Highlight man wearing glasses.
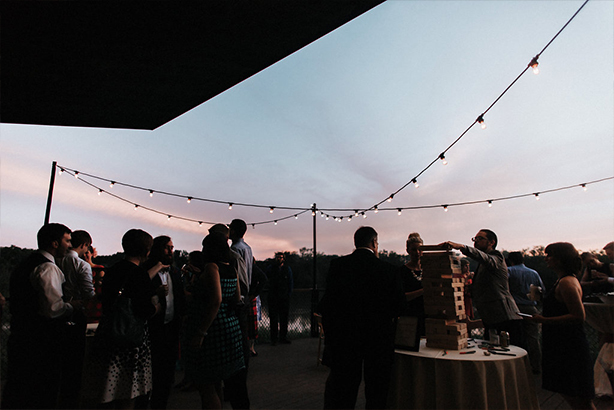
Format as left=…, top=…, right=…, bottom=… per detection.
left=441, top=229, right=523, bottom=346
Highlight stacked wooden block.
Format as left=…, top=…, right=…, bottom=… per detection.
left=420, top=245, right=468, bottom=350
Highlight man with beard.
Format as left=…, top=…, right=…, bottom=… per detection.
left=140, top=236, right=186, bottom=409
left=441, top=229, right=522, bottom=346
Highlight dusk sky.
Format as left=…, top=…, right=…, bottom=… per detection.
left=1, top=1, right=612, bottom=260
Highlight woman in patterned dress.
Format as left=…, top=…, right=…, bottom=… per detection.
left=90, top=229, right=161, bottom=409
left=185, top=232, right=245, bottom=409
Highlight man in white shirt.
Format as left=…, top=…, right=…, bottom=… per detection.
left=3, top=223, right=82, bottom=409
left=58, top=229, right=96, bottom=408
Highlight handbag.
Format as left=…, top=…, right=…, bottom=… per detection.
left=97, top=283, right=146, bottom=349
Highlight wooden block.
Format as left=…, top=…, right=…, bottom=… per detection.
left=426, top=337, right=469, bottom=350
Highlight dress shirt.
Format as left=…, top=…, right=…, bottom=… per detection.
left=231, top=239, right=253, bottom=294
left=32, top=250, right=73, bottom=319
left=60, top=249, right=95, bottom=301
left=158, top=269, right=175, bottom=324
left=507, top=264, right=545, bottom=306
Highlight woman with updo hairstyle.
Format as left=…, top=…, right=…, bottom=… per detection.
left=184, top=232, right=245, bottom=409
left=527, top=242, right=595, bottom=410
left=398, top=232, right=426, bottom=336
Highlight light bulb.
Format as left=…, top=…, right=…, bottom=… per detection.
left=581, top=184, right=587, bottom=192
left=439, top=154, right=448, bottom=165
left=412, top=179, right=419, bottom=189
left=529, top=56, right=539, bottom=75
left=362, top=212, right=367, bottom=219
left=397, top=209, right=402, bottom=216
left=187, top=197, right=192, bottom=204
left=348, top=216, right=352, bottom=222
left=110, top=181, right=115, bottom=188
left=534, top=193, right=540, bottom=201
left=228, top=203, right=233, bottom=210
left=167, top=215, right=171, bottom=220
left=150, top=190, right=154, bottom=197
left=443, top=205, right=448, bottom=212
left=74, top=172, right=80, bottom=179
left=374, top=206, right=379, bottom=214
left=326, top=215, right=329, bottom=220
left=270, top=207, right=274, bottom=214
left=134, top=205, right=139, bottom=211
left=387, top=195, right=394, bottom=203
left=354, top=210, right=359, bottom=217
left=199, top=222, right=203, bottom=227
left=488, top=200, right=493, bottom=208
left=98, top=189, right=103, bottom=196
left=477, top=115, right=486, bottom=130
left=274, top=220, right=278, bottom=225
left=59, top=168, right=64, bottom=175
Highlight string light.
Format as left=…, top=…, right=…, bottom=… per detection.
left=387, top=194, right=394, bottom=203
left=295, top=215, right=299, bottom=219
left=110, top=181, right=115, bottom=188
left=443, top=205, right=449, bottom=212
left=187, top=197, right=192, bottom=204
left=270, top=207, right=275, bottom=214
left=348, top=216, right=352, bottom=222
left=167, top=215, right=171, bottom=220
left=326, top=215, right=329, bottom=220
left=98, top=189, right=103, bottom=196
left=199, top=222, right=203, bottom=226
left=274, top=220, right=278, bottom=225
left=580, top=184, right=587, bottom=191
left=362, top=212, right=367, bottom=219
left=134, top=204, right=139, bottom=210
left=374, top=206, right=379, bottom=214
left=228, top=203, right=233, bottom=210
left=59, top=168, right=64, bottom=175
left=488, top=200, right=493, bottom=208
left=312, top=210, right=316, bottom=216
left=534, top=193, right=540, bottom=201
left=412, top=179, right=419, bottom=189
left=439, top=153, right=448, bottom=165
left=477, top=115, right=486, bottom=130
left=354, top=210, right=359, bottom=217
left=74, top=171, right=80, bottom=179
left=150, top=190, right=154, bottom=197
left=529, top=55, right=540, bottom=74
left=397, top=208, right=402, bottom=216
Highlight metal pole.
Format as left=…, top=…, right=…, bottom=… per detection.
left=311, top=203, right=319, bottom=337
left=44, top=161, right=57, bottom=225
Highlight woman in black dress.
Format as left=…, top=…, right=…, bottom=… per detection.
left=527, top=242, right=595, bottom=410
left=398, top=232, right=425, bottom=336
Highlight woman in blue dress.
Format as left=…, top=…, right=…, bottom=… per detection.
left=527, top=242, right=595, bottom=410
left=185, top=232, right=245, bottom=409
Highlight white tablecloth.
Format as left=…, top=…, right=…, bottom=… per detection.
left=389, top=339, right=539, bottom=409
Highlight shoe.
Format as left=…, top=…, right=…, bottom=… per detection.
left=250, top=350, right=258, bottom=357
left=279, top=338, right=291, bottom=344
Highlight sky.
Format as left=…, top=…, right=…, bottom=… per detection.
left=1, top=0, right=613, bottom=260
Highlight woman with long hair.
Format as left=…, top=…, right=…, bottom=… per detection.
left=527, top=242, right=595, bottom=410
left=184, top=232, right=245, bottom=409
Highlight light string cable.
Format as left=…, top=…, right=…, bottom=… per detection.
left=57, top=166, right=612, bottom=223
left=57, top=166, right=311, bottom=227
left=55, top=0, right=593, bottom=225
left=318, top=0, right=591, bottom=220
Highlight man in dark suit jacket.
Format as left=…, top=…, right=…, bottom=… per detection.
left=318, top=226, right=405, bottom=409
left=140, top=236, right=186, bottom=409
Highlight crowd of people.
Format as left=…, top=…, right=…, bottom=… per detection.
left=2, top=221, right=612, bottom=410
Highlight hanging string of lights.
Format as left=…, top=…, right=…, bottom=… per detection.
left=56, top=166, right=612, bottom=227
left=54, top=0, right=596, bottom=228
left=360, top=0, right=591, bottom=218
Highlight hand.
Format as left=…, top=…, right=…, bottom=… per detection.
left=190, top=334, right=205, bottom=348
left=525, top=314, right=544, bottom=323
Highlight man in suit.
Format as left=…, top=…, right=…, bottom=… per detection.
left=141, top=236, right=186, bottom=409
left=318, top=226, right=405, bottom=409
left=442, top=229, right=523, bottom=346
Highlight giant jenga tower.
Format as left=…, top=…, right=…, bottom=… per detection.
left=420, top=245, right=468, bottom=350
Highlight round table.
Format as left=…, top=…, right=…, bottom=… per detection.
left=388, top=339, right=539, bottom=409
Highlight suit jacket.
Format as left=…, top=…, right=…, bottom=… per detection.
left=462, top=246, right=519, bottom=325
left=318, top=248, right=404, bottom=365
left=149, top=266, right=186, bottom=332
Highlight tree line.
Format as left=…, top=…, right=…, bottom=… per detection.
left=1, top=245, right=609, bottom=299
